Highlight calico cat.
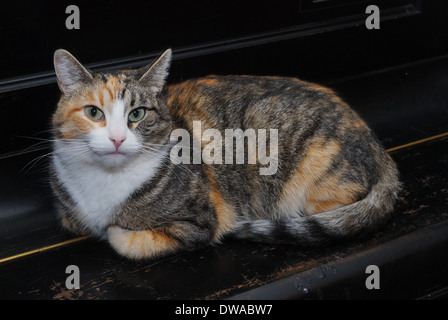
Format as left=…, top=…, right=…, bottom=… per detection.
left=50, top=48, right=400, bottom=260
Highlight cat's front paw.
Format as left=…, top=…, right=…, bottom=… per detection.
left=107, top=226, right=178, bottom=260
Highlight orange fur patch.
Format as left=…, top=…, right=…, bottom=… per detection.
left=277, top=138, right=364, bottom=215
left=97, top=76, right=123, bottom=112
left=204, top=167, right=236, bottom=240
left=196, top=78, right=220, bottom=85
left=308, top=173, right=365, bottom=213
left=107, top=226, right=178, bottom=259
left=306, top=81, right=336, bottom=95
left=53, top=76, right=126, bottom=139
left=167, top=82, right=215, bottom=131
left=97, top=90, right=104, bottom=106
left=54, top=103, right=95, bottom=139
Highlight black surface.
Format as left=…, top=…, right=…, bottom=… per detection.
left=1, top=0, right=448, bottom=301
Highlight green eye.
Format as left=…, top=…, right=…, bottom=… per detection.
left=84, top=106, right=104, bottom=121
left=128, top=107, right=146, bottom=123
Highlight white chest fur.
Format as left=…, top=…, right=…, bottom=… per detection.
left=53, top=151, right=164, bottom=235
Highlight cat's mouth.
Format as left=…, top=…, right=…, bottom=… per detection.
left=103, top=151, right=129, bottom=161
left=106, top=151, right=126, bottom=156
left=87, top=143, right=141, bottom=167
left=97, top=151, right=130, bottom=168
left=90, top=148, right=131, bottom=167
left=91, top=148, right=127, bottom=157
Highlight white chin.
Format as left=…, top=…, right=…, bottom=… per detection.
left=101, top=152, right=129, bottom=168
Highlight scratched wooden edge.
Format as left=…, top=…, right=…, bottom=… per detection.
left=0, top=131, right=447, bottom=265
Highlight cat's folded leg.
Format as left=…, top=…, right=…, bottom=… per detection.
left=107, top=226, right=180, bottom=260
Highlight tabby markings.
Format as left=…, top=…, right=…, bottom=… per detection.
left=277, top=138, right=366, bottom=215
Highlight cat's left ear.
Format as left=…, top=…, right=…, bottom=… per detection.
left=54, top=49, right=93, bottom=94
left=138, top=49, right=172, bottom=94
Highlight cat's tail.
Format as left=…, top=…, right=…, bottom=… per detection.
left=229, top=163, right=401, bottom=245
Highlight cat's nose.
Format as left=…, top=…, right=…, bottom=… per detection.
left=110, top=136, right=126, bottom=150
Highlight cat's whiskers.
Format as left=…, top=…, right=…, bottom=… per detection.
left=14, top=135, right=56, bottom=153
left=141, top=141, right=197, bottom=175
left=142, top=143, right=196, bottom=176
left=16, top=134, right=89, bottom=175
left=20, top=150, right=56, bottom=175
left=139, top=148, right=189, bottom=186
left=53, top=140, right=93, bottom=162
left=141, top=141, right=194, bottom=150
left=141, top=142, right=170, bottom=147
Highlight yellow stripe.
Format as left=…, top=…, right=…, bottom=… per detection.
left=386, top=132, right=448, bottom=153
left=0, top=132, right=447, bottom=265
left=0, top=236, right=89, bottom=264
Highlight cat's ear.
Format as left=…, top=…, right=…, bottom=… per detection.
left=138, top=49, right=172, bottom=94
left=54, top=49, right=93, bottom=94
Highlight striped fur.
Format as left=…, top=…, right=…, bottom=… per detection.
left=50, top=49, right=400, bottom=260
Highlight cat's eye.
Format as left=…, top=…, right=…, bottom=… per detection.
left=128, top=107, right=146, bottom=123
left=84, top=106, right=105, bottom=121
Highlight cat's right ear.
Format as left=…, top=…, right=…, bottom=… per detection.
left=54, top=49, right=93, bottom=94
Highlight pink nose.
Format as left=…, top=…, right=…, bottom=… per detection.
left=110, top=137, right=126, bottom=150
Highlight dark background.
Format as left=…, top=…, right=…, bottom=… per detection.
left=1, top=0, right=447, bottom=156
left=0, top=0, right=438, bottom=80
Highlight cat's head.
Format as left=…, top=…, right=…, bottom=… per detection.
left=52, top=49, right=173, bottom=168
